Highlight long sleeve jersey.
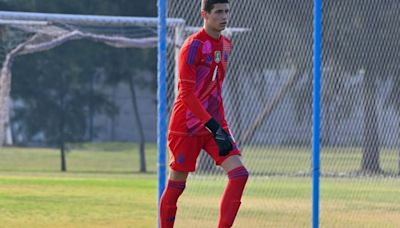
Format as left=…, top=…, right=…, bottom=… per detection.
left=168, top=28, right=232, bottom=136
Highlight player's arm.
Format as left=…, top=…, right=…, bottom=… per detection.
left=178, top=41, right=212, bottom=123
left=179, top=41, right=233, bottom=156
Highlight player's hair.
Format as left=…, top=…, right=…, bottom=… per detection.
left=201, top=0, right=229, bottom=13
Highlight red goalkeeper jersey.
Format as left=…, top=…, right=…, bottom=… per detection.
left=168, top=28, right=232, bottom=136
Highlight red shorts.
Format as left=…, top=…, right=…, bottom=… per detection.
left=167, top=130, right=241, bottom=172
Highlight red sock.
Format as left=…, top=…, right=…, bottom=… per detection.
left=218, top=166, right=249, bottom=228
left=159, top=180, right=186, bottom=228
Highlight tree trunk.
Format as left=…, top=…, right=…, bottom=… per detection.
left=59, top=116, right=67, bottom=172
left=59, top=73, right=67, bottom=172
left=128, top=76, right=146, bottom=173
left=88, top=73, right=94, bottom=141
left=361, top=70, right=381, bottom=174
left=110, top=86, right=117, bottom=141
left=60, top=139, right=67, bottom=172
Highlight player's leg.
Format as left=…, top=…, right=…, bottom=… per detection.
left=159, top=134, right=202, bottom=228
left=219, top=155, right=248, bottom=228
left=204, top=132, right=248, bottom=228
left=160, top=169, right=188, bottom=228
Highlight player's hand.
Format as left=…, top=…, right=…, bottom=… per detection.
left=205, top=118, right=233, bottom=156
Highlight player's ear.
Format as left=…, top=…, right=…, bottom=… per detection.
left=201, top=10, right=207, bottom=20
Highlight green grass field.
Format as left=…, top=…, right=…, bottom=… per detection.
left=1, top=144, right=400, bottom=227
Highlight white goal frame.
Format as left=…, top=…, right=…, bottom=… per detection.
left=0, top=11, right=184, bottom=146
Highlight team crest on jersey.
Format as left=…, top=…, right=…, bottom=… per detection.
left=214, top=51, right=221, bottom=63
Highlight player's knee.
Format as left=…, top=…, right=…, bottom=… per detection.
left=241, top=166, right=249, bottom=180
left=227, top=166, right=249, bottom=181
left=169, top=169, right=189, bottom=181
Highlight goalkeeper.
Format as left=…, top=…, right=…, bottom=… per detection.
left=159, top=0, right=248, bottom=227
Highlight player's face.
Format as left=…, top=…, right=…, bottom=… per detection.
left=203, top=3, right=230, bottom=32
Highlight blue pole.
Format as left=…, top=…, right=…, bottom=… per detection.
left=157, top=0, right=167, bottom=227
left=312, top=0, right=322, bottom=228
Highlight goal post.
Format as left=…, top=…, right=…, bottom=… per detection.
left=0, top=11, right=185, bottom=147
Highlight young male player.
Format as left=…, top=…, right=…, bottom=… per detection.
left=160, top=1, right=248, bottom=227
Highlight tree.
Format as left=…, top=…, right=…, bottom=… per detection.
left=0, top=0, right=156, bottom=17
left=101, top=47, right=157, bottom=173
left=324, top=0, right=400, bottom=174
left=3, top=0, right=157, bottom=172
left=228, top=0, right=313, bottom=145
left=11, top=40, right=117, bottom=171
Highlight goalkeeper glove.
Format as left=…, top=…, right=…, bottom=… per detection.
left=205, top=118, right=233, bottom=156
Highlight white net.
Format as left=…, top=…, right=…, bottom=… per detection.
left=321, top=1, right=400, bottom=227
left=167, top=1, right=400, bottom=227
left=168, top=1, right=313, bottom=227
left=0, top=11, right=170, bottom=146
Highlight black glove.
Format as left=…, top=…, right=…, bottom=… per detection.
left=205, top=118, right=233, bottom=156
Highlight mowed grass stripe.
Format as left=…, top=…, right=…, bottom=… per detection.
left=1, top=144, right=400, bottom=227
left=0, top=174, right=157, bottom=228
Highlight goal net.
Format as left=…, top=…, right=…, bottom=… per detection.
left=167, top=1, right=314, bottom=227
left=0, top=11, right=182, bottom=146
